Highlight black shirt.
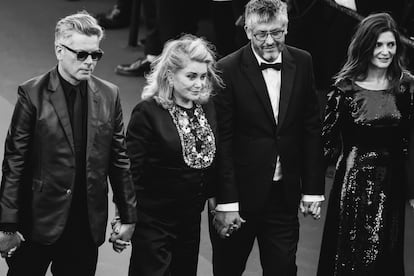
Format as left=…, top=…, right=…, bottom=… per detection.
left=58, top=72, right=89, bottom=234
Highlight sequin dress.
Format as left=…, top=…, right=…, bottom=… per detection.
left=317, top=74, right=414, bottom=276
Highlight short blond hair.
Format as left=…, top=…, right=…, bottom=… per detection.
left=55, top=11, right=104, bottom=46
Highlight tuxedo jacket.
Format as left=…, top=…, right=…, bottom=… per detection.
left=214, top=43, right=325, bottom=213
left=126, top=98, right=217, bottom=216
left=0, top=67, right=137, bottom=245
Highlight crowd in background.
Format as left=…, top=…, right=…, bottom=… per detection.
left=92, top=0, right=414, bottom=90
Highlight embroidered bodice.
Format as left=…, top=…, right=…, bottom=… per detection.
left=168, top=103, right=216, bottom=169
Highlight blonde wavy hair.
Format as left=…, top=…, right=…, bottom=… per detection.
left=141, top=34, right=223, bottom=109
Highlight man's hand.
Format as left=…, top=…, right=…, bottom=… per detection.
left=0, top=231, right=25, bottom=258
left=213, top=211, right=246, bottom=239
left=300, top=200, right=322, bottom=220
left=109, top=222, right=135, bottom=253
left=409, top=199, right=414, bottom=211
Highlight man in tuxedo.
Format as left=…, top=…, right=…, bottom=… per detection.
left=211, top=0, right=325, bottom=275
left=0, top=11, right=137, bottom=275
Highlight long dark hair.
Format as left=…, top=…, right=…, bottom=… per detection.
left=334, top=13, right=405, bottom=85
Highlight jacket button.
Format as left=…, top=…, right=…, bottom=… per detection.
left=66, top=189, right=72, bottom=195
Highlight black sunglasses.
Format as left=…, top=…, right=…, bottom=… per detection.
left=60, top=44, right=104, bottom=61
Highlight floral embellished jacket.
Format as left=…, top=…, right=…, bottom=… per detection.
left=126, top=98, right=218, bottom=213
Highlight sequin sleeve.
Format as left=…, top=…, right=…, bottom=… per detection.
left=402, top=74, right=414, bottom=198
left=322, top=86, right=344, bottom=166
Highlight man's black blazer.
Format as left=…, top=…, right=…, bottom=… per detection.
left=0, top=67, right=137, bottom=245
left=214, top=43, right=325, bottom=212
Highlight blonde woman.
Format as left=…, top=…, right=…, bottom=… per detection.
left=124, top=34, right=222, bottom=276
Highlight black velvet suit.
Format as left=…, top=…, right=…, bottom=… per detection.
left=211, top=43, right=325, bottom=275
left=126, top=98, right=217, bottom=276
left=126, top=98, right=217, bottom=212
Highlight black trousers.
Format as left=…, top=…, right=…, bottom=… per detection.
left=209, top=182, right=300, bottom=276
left=129, top=207, right=201, bottom=276
left=6, top=220, right=98, bottom=276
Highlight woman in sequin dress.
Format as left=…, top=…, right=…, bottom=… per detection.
left=117, top=34, right=223, bottom=276
left=317, top=13, right=414, bottom=276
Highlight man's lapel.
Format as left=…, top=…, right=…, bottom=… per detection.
left=241, top=45, right=277, bottom=126
left=48, top=67, right=75, bottom=154
left=86, top=77, right=100, bottom=160
left=278, top=46, right=296, bottom=133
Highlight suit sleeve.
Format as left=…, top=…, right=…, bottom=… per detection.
left=200, top=101, right=219, bottom=199
left=213, top=64, right=240, bottom=204
left=301, top=54, right=325, bottom=195
left=0, top=87, right=35, bottom=226
left=126, top=102, right=153, bottom=190
left=108, top=89, right=137, bottom=224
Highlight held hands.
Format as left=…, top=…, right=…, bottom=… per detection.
left=0, top=231, right=25, bottom=258
left=108, top=217, right=135, bottom=253
left=212, top=211, right=246, bottom=239
left=208, top=198, right=246, bottom=239
left=300, top=200, right=322, bottom=220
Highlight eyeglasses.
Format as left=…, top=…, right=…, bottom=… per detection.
left=253, top=29, right=286, bottom=42
left=60, top=44, right=104, bottom=61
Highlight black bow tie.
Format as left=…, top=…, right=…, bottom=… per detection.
left=260, top=62, right=282, bottom=71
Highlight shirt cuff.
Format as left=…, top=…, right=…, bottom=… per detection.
left=302, top=195, right=325, bottom=202
left=215, top=202, right=239, bottom=212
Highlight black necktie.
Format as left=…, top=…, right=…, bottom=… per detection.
left=260, top=62, right=282, bottom=71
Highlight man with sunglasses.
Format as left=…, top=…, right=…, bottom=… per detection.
left=0, top=11, right=137, bottom=275
left=210, top=0, right=325, bottom=275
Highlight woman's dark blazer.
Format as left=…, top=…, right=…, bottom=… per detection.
left=126, top=98, right=217, bottom=214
